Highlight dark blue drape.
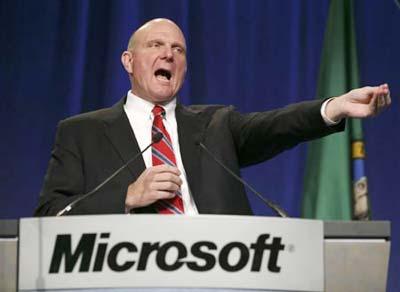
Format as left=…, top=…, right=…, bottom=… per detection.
left=1, top=0, right=399, bottom=290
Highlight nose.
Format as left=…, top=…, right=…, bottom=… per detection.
left=161, top=46, right=173, bottom=62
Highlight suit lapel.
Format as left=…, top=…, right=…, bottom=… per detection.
left=102, top=97, right=146, bottom=180
left=100, top=98, right=206, bottom=213
left=176, top=104, right=207, bottom=204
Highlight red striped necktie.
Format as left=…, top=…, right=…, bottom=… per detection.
left=151, top=105, right=184, bottom=214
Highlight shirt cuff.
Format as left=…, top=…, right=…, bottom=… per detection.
left=321, top=98, right=341, bottom=126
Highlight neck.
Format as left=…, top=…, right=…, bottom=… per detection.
left=131, top=89, right=176, bottom=106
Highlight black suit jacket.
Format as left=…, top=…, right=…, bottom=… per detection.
left=35, top=97, right=344, bottom=216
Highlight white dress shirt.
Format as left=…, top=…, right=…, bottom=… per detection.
left=124, top=91, right=199, bottom=215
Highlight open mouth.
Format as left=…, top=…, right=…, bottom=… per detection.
left=154, top=69, right=172, bottom=81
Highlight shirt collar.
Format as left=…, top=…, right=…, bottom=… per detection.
left=125, top=90, right=176, bottom=121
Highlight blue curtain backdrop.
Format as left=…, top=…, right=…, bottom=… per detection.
left=1, top=0, right=399, bottom=290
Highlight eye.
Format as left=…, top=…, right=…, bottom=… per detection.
left=173, top=46, right=185, bottom=54
left=149, top=41, right=162, bottom=48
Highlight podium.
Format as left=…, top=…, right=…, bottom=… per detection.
left=0, top=215, right=390, bottom=292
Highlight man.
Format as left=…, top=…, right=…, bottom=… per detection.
left=35, top=18, right=391, bottom=216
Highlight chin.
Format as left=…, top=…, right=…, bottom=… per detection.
left=151, top=93, right=175, bottom=104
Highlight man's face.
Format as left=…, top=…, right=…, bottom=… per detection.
left=128, top=21, right=187, bottom=104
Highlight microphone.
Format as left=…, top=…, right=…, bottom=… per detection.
left=197, top=141, right=289, bottom=218
left=56, top=132, right=163, bottom=216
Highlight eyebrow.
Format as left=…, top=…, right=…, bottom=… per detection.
left=147, top=39, right=164, bottom=45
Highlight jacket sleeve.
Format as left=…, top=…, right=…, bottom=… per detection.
left=34, top=120, right=86, bottom=216
left=229, top=99, right=345, bottom=167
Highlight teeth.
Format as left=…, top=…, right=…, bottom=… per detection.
left=156, top=75, right=169, bottom=81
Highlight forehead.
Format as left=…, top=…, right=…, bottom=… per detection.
left=139, top=22, right=186, bottom=47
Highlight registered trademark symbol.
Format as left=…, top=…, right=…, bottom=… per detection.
left=287, top=244, right=295, bottom=252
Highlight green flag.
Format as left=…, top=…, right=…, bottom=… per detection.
left=302, top=0, right=369, bottom=220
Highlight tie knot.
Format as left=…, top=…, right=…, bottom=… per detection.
left=152, top=105, right=165, bottom=118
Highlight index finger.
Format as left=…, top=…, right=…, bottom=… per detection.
left=152, top=164, right=181, bottom=175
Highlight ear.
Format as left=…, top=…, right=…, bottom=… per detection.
left=121, top=51, right=134, bottom=74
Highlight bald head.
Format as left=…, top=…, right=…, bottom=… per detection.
left=127, top=18, right=186, bottom=52
left=121, top=18, right=187, bottom=104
